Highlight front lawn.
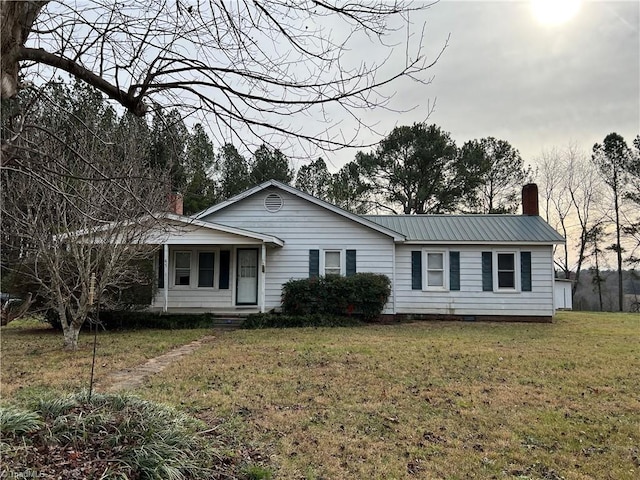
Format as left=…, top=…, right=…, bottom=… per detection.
left=2, top=312, right=638, bottom=479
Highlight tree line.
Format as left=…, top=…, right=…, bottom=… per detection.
left=538, top=134, right=640, bottom=312
left=135, top=113, right=535, bottom=217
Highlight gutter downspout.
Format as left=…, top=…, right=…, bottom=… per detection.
left=391, top=242, right=397, bottom=315
left=163, top=243, right=169, bottom=313
left=260, top=244, right=266, bottom=313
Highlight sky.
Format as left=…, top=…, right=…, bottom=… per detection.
left=319, top=0, right=640, bottom=172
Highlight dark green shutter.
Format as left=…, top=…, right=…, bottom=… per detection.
left=450, top=251, right=460, bottom=291
left=219, top=250, right=230, bottom=289
left=158, top=249, right=164, bottom=288
left=482, top=252, right=493, bottom=291
left=346, top=250, right=356, bottom=276
left=411, top=251, right=422, bottom=290
left=309, top=249, right=320, bottom=278
left=521, top=251, right=532, bottom=292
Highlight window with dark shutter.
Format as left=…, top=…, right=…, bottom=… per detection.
left=521, top=251, right=532, bottom=291
left=411, top=251, right=422, bottom=290
left=482, top=252, right=493, bottom=291
left=449, top=251, right=460, bottom=291
left=309, top=249, right=320, bottom=278
left=219, top=250, right=230, bottom=289
left=346, top=250, right=356, bottom=276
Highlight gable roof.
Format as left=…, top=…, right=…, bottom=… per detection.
left=363, top=214, right=565, bottom=245
left=194, top=180, right=406, bottom=242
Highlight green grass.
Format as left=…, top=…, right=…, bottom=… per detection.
left=2, top=312, right=639, bottom=479
left=0, top=317, right=211, bottom=398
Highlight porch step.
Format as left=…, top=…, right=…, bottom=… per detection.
left=211, top=317, right=245, bottom=329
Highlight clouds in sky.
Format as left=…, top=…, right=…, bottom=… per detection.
left=323, top=0, right=639, bottom=170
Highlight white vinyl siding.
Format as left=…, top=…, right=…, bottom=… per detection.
left=396, top=244, right=555, bottom=316
left=201, top=187, right=396, bottom=313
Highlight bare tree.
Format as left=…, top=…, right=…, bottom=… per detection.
left=1, top=0, right=442, bottom=162
left=538, top=147, right=572, bottom=277
left=538, top=145, right=606, bottom=295
left=1, top=83, right=171, bottom=349
left=566, top=149, right=607, bottom=296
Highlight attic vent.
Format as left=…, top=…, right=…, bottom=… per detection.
left=264, top=193, right=283, bottom=212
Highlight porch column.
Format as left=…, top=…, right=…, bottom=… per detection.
left=163, top=243, right=169, bottom=313
left=260, top=243, right=266, bottom=313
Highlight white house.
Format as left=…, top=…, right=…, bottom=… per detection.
left=146, top=180, right=565, bottom=322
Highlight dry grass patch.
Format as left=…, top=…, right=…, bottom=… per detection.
left=2, top=312, right=638, bottom=479
left=0, top=318, right=211, bottom=398
left=140, top=312, right=639, bottom=479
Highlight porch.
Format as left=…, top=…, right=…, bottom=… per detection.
left=144, top=215, right=284, bottom=314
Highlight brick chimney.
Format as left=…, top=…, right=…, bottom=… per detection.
left=522, top=183, right=539, bottom=216
left=168, top=192, right=183, bottom=215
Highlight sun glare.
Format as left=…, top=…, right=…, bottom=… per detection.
left=531, top=0, right=582, bottom=26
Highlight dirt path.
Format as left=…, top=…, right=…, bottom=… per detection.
left=98, top=335, right=216, bottom=392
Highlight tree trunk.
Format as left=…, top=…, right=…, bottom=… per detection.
left=62, top=322, right=81, bottom=350
left=0, top=1, right=48, bottom=98
left=614, top=192, right=624, bottom=312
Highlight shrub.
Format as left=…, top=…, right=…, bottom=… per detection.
left=242, top=313, right=363, bottom=329
left=282, top=273, right=391, bottom=320
left=44, top=310, right=216, bottom=330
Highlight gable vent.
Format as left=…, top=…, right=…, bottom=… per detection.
left=264, top=193, right=283, bottom=212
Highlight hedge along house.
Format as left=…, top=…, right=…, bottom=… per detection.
left=149, top=181, right=565, bottom=321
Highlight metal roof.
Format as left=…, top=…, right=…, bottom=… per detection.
left=363, top=215, right=565, bottom=244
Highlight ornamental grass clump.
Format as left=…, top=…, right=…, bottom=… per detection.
left=0, top=390, right=249, bottom=479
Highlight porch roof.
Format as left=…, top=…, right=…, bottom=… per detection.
left=150, top=213, right=285, bottom=247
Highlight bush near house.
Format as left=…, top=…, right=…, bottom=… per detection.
left=242, top=313, right=363, bottom=329
left=45, top=310, right=217, bottom=330
left=282, top=273, right=391, bottom=320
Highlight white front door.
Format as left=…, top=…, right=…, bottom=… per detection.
left=236, top=248, right=258, bottom=305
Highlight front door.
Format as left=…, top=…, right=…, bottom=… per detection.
left=236, top=248, right=258, bottom=305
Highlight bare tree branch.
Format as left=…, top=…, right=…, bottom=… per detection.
left=2, top=0, right=443, bottom=155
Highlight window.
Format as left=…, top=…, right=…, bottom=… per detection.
left=174, top=252, right=191, bottom=286
left=324, top=251, right=341, bottom=276
left=412, top=250, right=458, bottom=291
left=310, top=249, right=355, bottom=277
left=497, top=253, right=516, bottom=289
left=426, top=252, right=445, bottom=287
left=198, top=252, right=215, bottom=287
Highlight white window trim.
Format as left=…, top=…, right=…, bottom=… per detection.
left=423, top=249, right=449, bottom=291
left=196, top=249, right=217, bottom=289
left=171, top=248, right=222, bottom=289
left=320, top=248, right=345, bottom=276
left=173, top=251, right=192, bottom=288
left=493, top=250, right=521, bottom=292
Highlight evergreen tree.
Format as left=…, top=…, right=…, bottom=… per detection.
left=249, top=144, right=294, bottom=185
